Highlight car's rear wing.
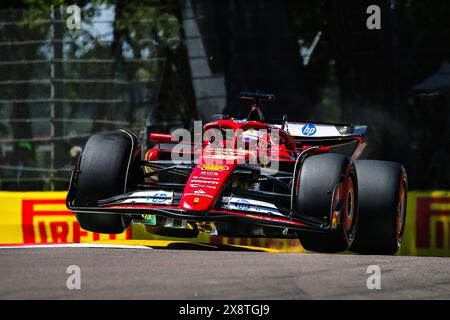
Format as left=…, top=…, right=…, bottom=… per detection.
left=270, top=121, right=367, bottom=139
left=269, top=121, right=368, bottom=159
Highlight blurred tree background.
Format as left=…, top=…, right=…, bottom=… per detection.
left=0, top=0, right=196, bottom=190
left=0, top=0, right=448, bottom=190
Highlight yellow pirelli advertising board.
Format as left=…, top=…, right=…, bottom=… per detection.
left=0, top=192, right=131, bottom=245
left=399, top=191, right=450, bottom=257
left=0, top=191, right=449, bottom=256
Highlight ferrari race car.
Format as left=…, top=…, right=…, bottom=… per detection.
left=66, top=92, right=407, bottom=254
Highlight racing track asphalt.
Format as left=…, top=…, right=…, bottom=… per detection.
left=0, top=246, right=449, bottom=299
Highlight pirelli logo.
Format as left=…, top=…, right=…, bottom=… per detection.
left=21, top=199, right=131, bottom=244
left=416, top=197, right=450, bottom=250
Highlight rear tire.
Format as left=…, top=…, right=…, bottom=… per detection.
left=350, top=160, right=407, bottom=255
left=296, top=153, right=358, bottom=253
left=74, top=131, right=141, bottom=234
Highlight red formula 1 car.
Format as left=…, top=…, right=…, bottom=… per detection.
left=66, top=92, right=407, bottom=254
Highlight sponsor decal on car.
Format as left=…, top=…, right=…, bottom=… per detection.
left=189, top=183, right=216, bottom=189
left=235, top=199, right=250, bottom=211
left=190, top=179, right=219, bottom=185
left=275, top=122, right=341, bottom=137
left=150, top=193, right=172, bottom=204
left=222, top=196, right=284, bottom=216
left=125, top=191, right=173, bottom=205
left=200, top=171, right=219, bottom=176
left=202, top=149, right=242, bottom=160
left=184, top=193, right=213, bottom=198
left=194, top=189, right=206, bottom=194
left=198, top=164, right=229, bottom=171
left=301, top=123, right=317, bottom=136
left=203, top=154, right=241, bottom=160
left=191, top=175, right=219, bottom=181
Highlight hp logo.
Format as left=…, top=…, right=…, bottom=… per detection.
left=301, top=124, right=317, bottom=136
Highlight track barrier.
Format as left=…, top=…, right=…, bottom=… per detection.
left=0, top=191, right=449, bottom=256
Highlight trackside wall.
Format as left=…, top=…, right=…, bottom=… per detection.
left=0, top=191, right=449, bottom=256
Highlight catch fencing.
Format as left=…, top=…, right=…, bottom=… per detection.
left=0, top=5, right=180, bottom=190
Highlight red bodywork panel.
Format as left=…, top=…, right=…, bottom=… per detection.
left=181, top=162, right=237, bottom=211
left=146, top=120, right=298, bottom=212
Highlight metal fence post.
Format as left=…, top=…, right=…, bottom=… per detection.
left=50, top=5, right=64, bottom=190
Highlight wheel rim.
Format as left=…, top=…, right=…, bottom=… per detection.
left=344, top=177, right=355, bottom=235
left=332, top=173, right=356, bottom=241
left=331, top=183, right=342, bottom=228
left=396, top=179, right=407, bottom=245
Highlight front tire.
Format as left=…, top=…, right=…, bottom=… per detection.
left=350, top=160, right=407, bottom=255
left=296, top=153, right=358, bottom=253
left=74, top=131, right=141, bottom=234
